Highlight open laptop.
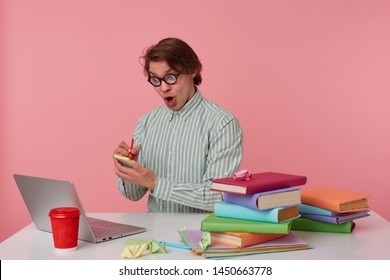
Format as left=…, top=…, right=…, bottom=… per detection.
left=13, top=174, right=146, bottom=243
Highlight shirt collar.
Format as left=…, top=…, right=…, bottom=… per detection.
left=165, top=89, right=202, bottom=121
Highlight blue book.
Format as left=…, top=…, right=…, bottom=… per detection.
left=214, top=201, right=300, bottom=223
left=299, top=203, right=370, bottom=216
left=298, top=204, right=336, bottom=215
left=298, top=203, right=339, bottom=216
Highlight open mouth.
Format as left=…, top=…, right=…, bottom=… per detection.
left=164, top=96, right=176, bottom=107
left=164, top=96, right=175, bottom=107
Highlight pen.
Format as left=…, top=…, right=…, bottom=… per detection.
left=156, top=241, right=191, bottom=250
left=128, top=138, right=134, bottom=158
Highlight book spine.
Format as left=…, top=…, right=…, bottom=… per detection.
left=215, top=201, right=280, bottom=223
left=223, top=192, right=259, bottom=209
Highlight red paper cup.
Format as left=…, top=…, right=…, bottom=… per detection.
left=49, top=207, right=80, bottom=252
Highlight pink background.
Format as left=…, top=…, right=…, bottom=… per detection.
left=1, top=0, right=389, bottom=242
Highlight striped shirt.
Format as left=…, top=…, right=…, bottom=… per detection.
left=117, top=89, right=243, bottom=212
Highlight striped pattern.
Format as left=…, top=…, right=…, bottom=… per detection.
left=117, top=90, right=243, bottom=212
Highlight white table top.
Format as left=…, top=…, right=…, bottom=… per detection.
left=1, top=211, right=390, bottom=260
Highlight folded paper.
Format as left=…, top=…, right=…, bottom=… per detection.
left=199, top=232, right=211, bottom=250
left=120, top=238, right=167, bottom=259
left=233, top=169, right=252, bottom=181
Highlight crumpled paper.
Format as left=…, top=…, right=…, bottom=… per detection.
left=233, top=169, right=252, bottom=181
left=120, top=238, right=167, bottom=259
left=199, top=232, right=211, bottom=250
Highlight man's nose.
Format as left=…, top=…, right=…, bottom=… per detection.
left=160, top=81, right=171, bottom=92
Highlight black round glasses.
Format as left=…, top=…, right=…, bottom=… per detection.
left=147, top=73, right=181, bottom=87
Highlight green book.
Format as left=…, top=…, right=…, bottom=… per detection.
left=291, top=217, right=355, bottom=233
left=200, top=213, right=292, bottom=234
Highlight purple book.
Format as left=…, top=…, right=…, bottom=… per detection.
left=301, top=211, right=370, bottom=224
left=223, top=187, right=301, bottom=210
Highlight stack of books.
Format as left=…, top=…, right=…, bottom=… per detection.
left=291, top=186, right=370, bottom=233
left=179, top=172, right=309, bottom=258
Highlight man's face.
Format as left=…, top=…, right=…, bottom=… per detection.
left=148, top=60, right=196, bottom=111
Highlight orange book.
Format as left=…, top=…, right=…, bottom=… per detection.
left=210, top=232, right=287, bottom=248
left=301, top=187, right=369, bottom=213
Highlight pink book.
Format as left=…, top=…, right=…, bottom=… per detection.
left=211, top=172, right=307, bottom=195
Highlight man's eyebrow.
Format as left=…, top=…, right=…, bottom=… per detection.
left=149, top=68, right=174, bottom=77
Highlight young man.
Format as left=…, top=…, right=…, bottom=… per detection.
left=113, top=38, right=243, bottom=212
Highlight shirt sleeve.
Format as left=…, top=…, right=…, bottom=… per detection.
left=116, top=114, right=150, bottom=202
left=117, top=176, right=148, bottom=201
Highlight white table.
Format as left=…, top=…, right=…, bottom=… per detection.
left=1, top=211, right=390, bottom=260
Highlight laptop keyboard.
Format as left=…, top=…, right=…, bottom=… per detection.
left=91, top=226, right=122, bottom=238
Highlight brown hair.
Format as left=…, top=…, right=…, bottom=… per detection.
left=141, top=38, right=203, bottom=85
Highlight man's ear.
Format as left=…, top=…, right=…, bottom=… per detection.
left=191, top=71, right=197, bottom=79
